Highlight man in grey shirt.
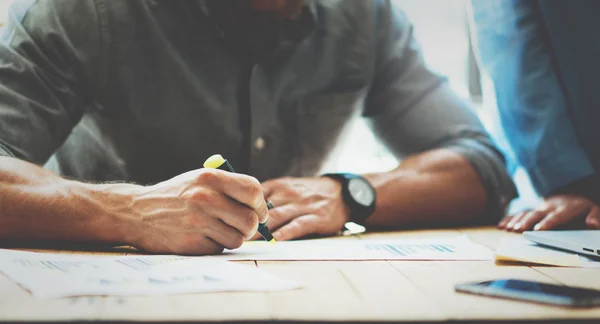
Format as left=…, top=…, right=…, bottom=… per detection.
left=0, top=0, right=516, bottom=255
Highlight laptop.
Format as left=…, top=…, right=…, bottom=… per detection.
left=524, top=231, right=600, bottom=258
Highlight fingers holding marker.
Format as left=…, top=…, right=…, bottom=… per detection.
left=204, top=218, right=246, bottom=250
left=222, top=173, right=269, bottom=223
left=198, top=164, right=269, bottom=224
left=195, top=192, right=260, bottom=239
left=203, top=154, right=275, bottom=243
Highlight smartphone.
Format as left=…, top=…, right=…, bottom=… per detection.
left=455, top=279, right=600, bottom=307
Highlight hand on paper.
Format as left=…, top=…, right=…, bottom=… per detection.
left=254, top=177, right=350, bottom=241
left=499, top=195, right=600, bottom=232
left=127, top=168, right=269, bottom=255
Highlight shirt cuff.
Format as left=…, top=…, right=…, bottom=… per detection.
left=527, top=148, right=595, bottom=197
left=441, top=136, right=518, bottom=223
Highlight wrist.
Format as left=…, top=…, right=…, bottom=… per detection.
left=321, top=177, right=351, bottom=223
left=73, top=181, right=143, bottom=246
left=322, top=173, right=376, bottom=225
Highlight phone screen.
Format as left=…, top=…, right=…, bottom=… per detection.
left=455, top=279, right=600, bottom=307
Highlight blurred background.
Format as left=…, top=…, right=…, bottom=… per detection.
left=320, top=0, right=473, bottom=175
left=0, top=0, right=538, bottom=213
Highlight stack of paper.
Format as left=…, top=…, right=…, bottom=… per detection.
left=495, top=237, right=600, bottom=268
left=0, top=249, right=300, bottom=299
left=0, top=235, right=498, bottom=298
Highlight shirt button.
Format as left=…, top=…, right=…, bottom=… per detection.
left=254, top=137, right=265, bottom=150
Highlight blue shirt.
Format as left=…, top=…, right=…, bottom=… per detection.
left=471, top=0, right=596, bottom=196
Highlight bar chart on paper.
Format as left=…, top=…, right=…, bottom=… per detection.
left=219, top=235, right=493, bottom=261
left=364, top=242, right=457, bottom=257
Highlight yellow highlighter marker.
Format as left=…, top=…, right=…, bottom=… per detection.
left=203, top=154, right=276, bottom=244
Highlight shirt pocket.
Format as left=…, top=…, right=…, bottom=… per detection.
left=293, top=91, right=361, bottom=175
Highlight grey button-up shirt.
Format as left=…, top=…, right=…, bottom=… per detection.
left=0, top=0, right=517, bottom=220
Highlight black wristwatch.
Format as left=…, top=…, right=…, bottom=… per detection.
left=322, top=173, right=376, bottom=225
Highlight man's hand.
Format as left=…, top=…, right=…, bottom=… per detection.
left=499, top=195, right=600, bottom=232
left=0, top=157, right=268, bottom=255
left=120, top=168, right=269, bottom=255
left=256, top=177, right=350, bottom=241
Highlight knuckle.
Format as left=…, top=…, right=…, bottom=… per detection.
left=284, top=188, right=298, bottom=198
left=311, top=202, right=328, bottom=216
left=186, top=188, right=214, bottom=204
left=296, top=217, right=315, bottom=230
left=295, top=217, right=310, bottom=227
left=246, top=178, right=263, bottom=201
left=196, top=168, right=220, bottom=184
left=277, top=179, right=295, bottom=193
left=307, top=193, right=324, bottom=204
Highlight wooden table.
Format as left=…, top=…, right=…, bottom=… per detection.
left=1, top=227, right=599, bottom=323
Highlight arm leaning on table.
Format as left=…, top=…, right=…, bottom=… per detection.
left=252, top=2, right=517, bottom=242
left=470, top=0, right=600, bottom=232
left=0, top=0, right=268, bottom=255
left=360, top=2, right=518, bottom=229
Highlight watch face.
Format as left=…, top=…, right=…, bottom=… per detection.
left=348, top=178, right=375, bottom=207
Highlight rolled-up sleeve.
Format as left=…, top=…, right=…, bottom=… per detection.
left=364, top=1, right=517, bottom=221
left=0, top=0, right=104, bottom=164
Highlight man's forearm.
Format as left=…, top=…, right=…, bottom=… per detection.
left=0, top=156, right=134, bottom=243
left=363, top=149, right=487, bottom=228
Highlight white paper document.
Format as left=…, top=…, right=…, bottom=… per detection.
left=496, top=237, right=600, bottom=268
left=0, top=249, right=300, bottom=299
left=218, top=235, right=493, bottom=261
